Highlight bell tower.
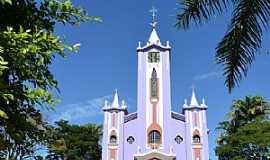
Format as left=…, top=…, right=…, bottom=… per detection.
left=136, top=7, right=172, bottom=151
left=102, top=90, right=127, bottom=160
left=184, top=89, right=209, bottom=160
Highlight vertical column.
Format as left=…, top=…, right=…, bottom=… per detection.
left=136, top=50, right=147, bottom=152
left=184, top=108, right=193, bottom=160
left=201, top=108, right=209, bottom=160
left=102, top=110, right=109, bottom=160
left=118, top=101, right=126, bottom=160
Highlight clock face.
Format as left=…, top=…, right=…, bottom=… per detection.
left=148, top=52, right=160, bottom=63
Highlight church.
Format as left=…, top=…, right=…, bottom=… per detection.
left=101, top=9, right=209, bottom=160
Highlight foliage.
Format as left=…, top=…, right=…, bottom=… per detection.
left=0, top=0, right=100, bottom=159
left=216, top=96, right=270, bottom=160
left=46, top=120, right=102, bottom=160
left=0, top=0, right=12, bottom=5
left=176, top=0, right=270, bottom=92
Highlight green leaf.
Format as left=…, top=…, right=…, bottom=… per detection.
left=0, top=0, right=99, bottom=158
left=176, top=0, right=270, bottom=92
left=0, top=110, right=8, bottom=119
left=1, top=0, right=12, bottom=5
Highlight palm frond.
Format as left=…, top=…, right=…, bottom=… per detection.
left=176, top=0, right=231, bottom=29
left=216, top=0, right=270, bottom=92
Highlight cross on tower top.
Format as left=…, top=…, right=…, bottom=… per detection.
left=149, top=6, right=158, bottom=28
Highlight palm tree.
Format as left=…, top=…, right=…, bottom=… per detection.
left=176, top=0, right=270, bottom=92
left=216, top=96, right=270, bottom=159
left=229, top=96, right=269, bottom=124
left=217, top=96, right=269, bottom=134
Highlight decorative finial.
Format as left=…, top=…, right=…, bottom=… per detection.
left=112, top=89, right=119, bottom=108
left=170, top=146, right=173, bottom=153
left=166, top=41, right=170, bottom=47
left=184, top=99, right=188, bottom=105
left=138, top=41, right=141, bottom=48
left=121, top=100, right=126, bottom=106
left=190, top=85, right=199, bottom=106
left=202, top=97, right=206, bottom=105
left=104, top=99, right=108, bottom=109
left=137, top=146, right=141, bottom=153
left=149, top=6, right=158, bottom=28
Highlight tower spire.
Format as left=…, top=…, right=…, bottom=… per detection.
left=112, top=89, right=119, bottom=108
left=190, top=87, right=199, bottom=106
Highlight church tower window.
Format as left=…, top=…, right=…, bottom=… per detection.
left=148, top=52, right=160, bottom=63
left=148, top=130, right=161, bottom=144
left=150, top=68, right=158, bottom=100
left=110, top=135, right=117, bottom=144
left=193, top=135, right=201, bottom=144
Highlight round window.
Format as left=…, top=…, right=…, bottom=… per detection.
left=127, top=136, right=135, bottom=144
left=175, top=135, right=183, bottom=144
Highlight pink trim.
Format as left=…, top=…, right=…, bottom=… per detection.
left=112, top=114, right=116, bottom=127
left=194, top=148, right=201, bottom=160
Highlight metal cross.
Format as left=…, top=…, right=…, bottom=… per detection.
left=149, top=6, right=158, bottom=22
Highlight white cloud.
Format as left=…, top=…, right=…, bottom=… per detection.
left=47, top=95, right=111, bottom=123
left=193, top=71, right=222, bottom=81
left=45, top=95, right=137, bottom=124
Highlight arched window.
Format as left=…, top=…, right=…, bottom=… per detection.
left=151, top=68, right=158, bottom=100
left=110, top=135, right=117, bottom=144
left=193, top=135, right=201, bottom=143
left=148, top=130, right=161, bottom=144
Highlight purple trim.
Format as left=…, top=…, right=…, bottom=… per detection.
left=183, top=107, right=207, bottom=111
left=103, top=108, right=128, bottom=114
left=171, top=112, right=185, bottom=122
left=124, top=112, right=138, bottom=123
left=137, top=44, right=171, bottom=52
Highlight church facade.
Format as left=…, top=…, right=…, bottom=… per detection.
left=102, top=16, right=209, bottom=160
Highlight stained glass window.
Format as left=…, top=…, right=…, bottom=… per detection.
left=151, top=68, right=158, bottom=99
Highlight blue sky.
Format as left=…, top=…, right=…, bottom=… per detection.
left=45, top=0, right=270, bottom=159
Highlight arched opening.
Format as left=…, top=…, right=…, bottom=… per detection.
left=110, top=135, right=117, bottom=144
left=193, top=135, right=201, bottom=144
left=148, top=130, right=161, bottom=144
left=192, top=129, right=201, bottom=144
